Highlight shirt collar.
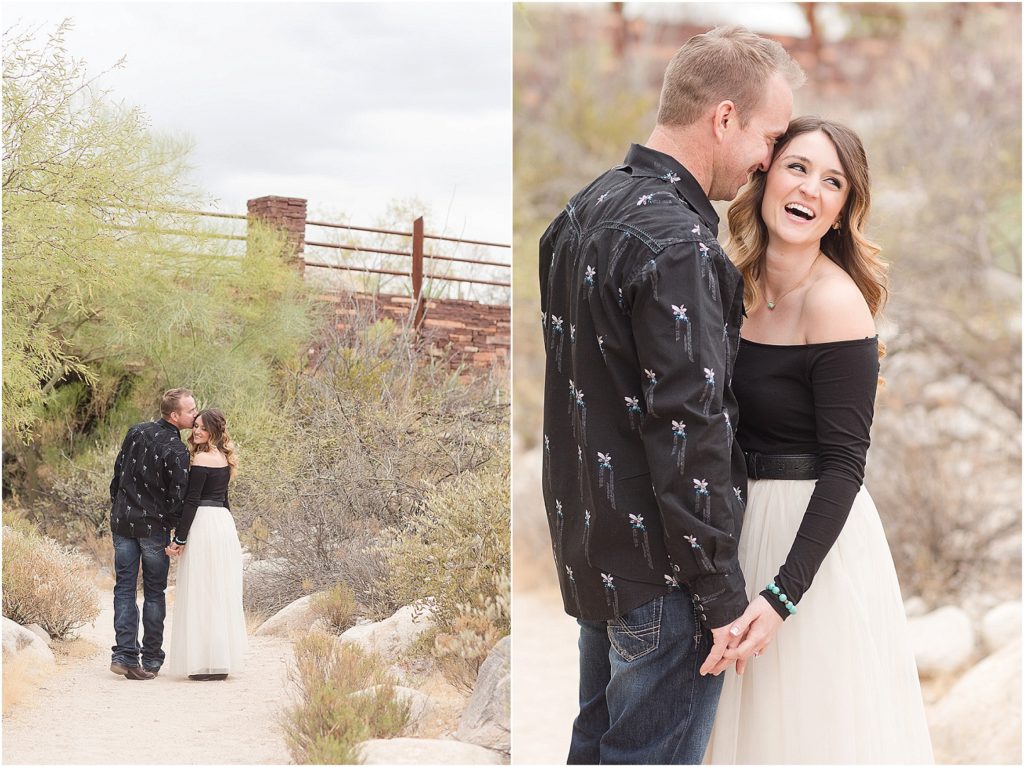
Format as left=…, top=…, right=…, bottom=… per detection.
left=619, top=144, right=720, bottom=237
left=157, top=418, right=181, bottom=433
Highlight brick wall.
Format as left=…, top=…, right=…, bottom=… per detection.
left=324, top=291, right=510, bottom=371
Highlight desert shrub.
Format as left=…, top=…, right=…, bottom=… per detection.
left=432, top=570, right=510, bottom=691
left=283, top=633, right=410, bottom=764
left=242, top=311, right=508, bottom=616
left=2, top=527, right=100, bottom=639
left=311, top=582, right=359, bottom=634
left=380, top=448, right=510, bottom=632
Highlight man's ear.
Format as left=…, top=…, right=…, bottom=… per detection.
left=712, top=100, right=737, bottom=142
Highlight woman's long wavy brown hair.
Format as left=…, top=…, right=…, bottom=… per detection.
left=188, top=408, right=239, bottom=479
left=726, top=116, right=888, bottom=320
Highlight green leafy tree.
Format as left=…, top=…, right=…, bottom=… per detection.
left=2, top=21, right=314, bottom=534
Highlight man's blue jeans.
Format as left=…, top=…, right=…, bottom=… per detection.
left=568, top=590, right=724, bottom=764
left=111, top=530, right=170, bottom=671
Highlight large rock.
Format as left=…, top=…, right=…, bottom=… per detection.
left=928, top=638, right=1021, bottom=764
left=351, top=685, right=431, bottom=728
left=903, top=596, right=928, bottom=618
left=356, top=737, right=504, bottom=764
left=982, top=602, right=1021, bottom=655
left=25, top=624, right=51, bottom=645
left=2, top=617, right=55, bottom=665
left=254, top=594, right=315, bottom=637
left=457, top=636, right=510, bottom=752
left=908, top=605, right=975, bottom=676
left=340, top=603, right=435, bottom=658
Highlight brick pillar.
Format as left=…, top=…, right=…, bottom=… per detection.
left=247, top=196, right=307, bottom=272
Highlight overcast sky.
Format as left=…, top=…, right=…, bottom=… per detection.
left=6, top=2, right=511, bottom=243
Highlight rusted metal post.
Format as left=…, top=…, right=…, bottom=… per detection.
left=412, top=216, right=425, bottom=329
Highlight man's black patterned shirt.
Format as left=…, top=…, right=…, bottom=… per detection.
left=109, top=419, right=190, bottom=538
left=539, top=144, right=750, bottom=628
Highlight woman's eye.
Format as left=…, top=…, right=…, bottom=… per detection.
left=787, top=162, right=805, bottom=173
left=825, top=178, right=842, bottom=189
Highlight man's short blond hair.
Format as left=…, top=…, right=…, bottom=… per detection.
left=657, top=25, right=805, bottom=129
left=160, top=388, right=194, bottom=418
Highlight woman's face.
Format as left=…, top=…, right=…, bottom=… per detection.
left=760, top=130, right=850, bottom=250
left=192, top=417, right=210, bottom=446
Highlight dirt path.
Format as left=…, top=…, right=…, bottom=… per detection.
left=511, top=587, right=579, bottom=764
left=2, top=585, right=295, bottom=765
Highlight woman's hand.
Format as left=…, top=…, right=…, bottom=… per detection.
left=724, top=595, right=785, bottom=675
left=165, top=542, right=183, bottom=557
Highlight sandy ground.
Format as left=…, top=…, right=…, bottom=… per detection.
left=2, top=585, right=294, bottom=765
left=511, top=587, right=579, bottom=765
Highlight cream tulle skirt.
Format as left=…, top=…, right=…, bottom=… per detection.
left=705, top=480, right=933, bottom=764
left=167, top=506, right=248, bottom=677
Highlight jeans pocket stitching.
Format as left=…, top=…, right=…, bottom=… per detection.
left=608, top=597, right=662, bottom=662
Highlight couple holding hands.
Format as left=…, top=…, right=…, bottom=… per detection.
left=539, top=25, right=933, bottom=765
left=108, top=389, right=247, bottom=682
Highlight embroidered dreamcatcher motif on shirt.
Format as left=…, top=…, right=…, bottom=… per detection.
left=698, top=242, right=718, bottom=300
left=664, top=573, right=680, bottom=590
left=583, top=509, right=592, bottom=565
left=629, top=514, right=654, bottom=569
left=601, top=573, right=619, bottom=613
left=624, top=396, right=642, bottom=431
left=693, top=478, right=711, bottom=522
left=574, top=386, right=587, bottom=442
left=733, top=486, right=745, bottom=510
left=639, top=258, right=660, bottom=302
left=543, top=434, right=551, bottom=493
left=577, top=445, right=584, bottom=499
left=684, top=534, right=715, bottom=572
left=555, top=499, right=565, bottom=563
left=724, top=410, right=734, bottom=447
left=597, top=335, right=607, bottom=362
left=566, top=565, right=583, bottom=614
left=550, top=314, right=565, bottom=371
left=672, top=304, right=694, bottom=361
left=644, top=368, right=659, bottom=416
left=597, top=452, right=615, bottom=508
left=699, top=367, right=716, bottom=416
left=584, top=265, right=596, bottom=301
left=671, top=420, right=688, bottom=476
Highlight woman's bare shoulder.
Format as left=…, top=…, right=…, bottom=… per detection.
left=802, top=268, right=876, bottom=344
left=192, top=450, right=229, bottom=468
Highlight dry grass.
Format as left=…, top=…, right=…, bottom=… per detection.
left=282, top=633, right=410, bottom=764
left=3, top=528, right=101, bottom=639
left=2, top=652, right=56, bottom=714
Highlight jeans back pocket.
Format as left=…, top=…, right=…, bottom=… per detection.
left=607, top=595, right=662, bottom=661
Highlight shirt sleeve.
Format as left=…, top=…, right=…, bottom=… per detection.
left=173, top=466, right=206, bottom=544
left=110, top=429, right=133, bottom=503
left=764, top=340, right=879, bottom=619
left=165, top=447, right=191, bottom=530
left=625, top=242, right=748, bottom=628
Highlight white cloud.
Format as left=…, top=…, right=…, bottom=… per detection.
left=5, top=2, right=512, bottom=241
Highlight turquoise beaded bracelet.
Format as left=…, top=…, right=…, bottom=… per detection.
left=767, top=581, right=797, bottom=615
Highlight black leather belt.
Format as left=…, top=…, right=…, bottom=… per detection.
left=198, top=499, right=226, bottom=508
left=745, top=452, right=819, bottom=480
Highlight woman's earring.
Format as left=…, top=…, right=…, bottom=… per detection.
left=832, top=219, right=841, bottom=231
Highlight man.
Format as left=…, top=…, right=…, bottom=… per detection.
left=109, top=388, right=196, bottom=680
left=539, top=26, right=803, bottom=763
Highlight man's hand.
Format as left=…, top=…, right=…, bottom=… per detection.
left=724, top=595, right=784, bottom=675
left=700, top=620, right=749, bottom=676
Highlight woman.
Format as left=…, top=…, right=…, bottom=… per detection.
left=166, top=409, right=247, bottom=681
left=704, top=117, right=933, bottom=763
